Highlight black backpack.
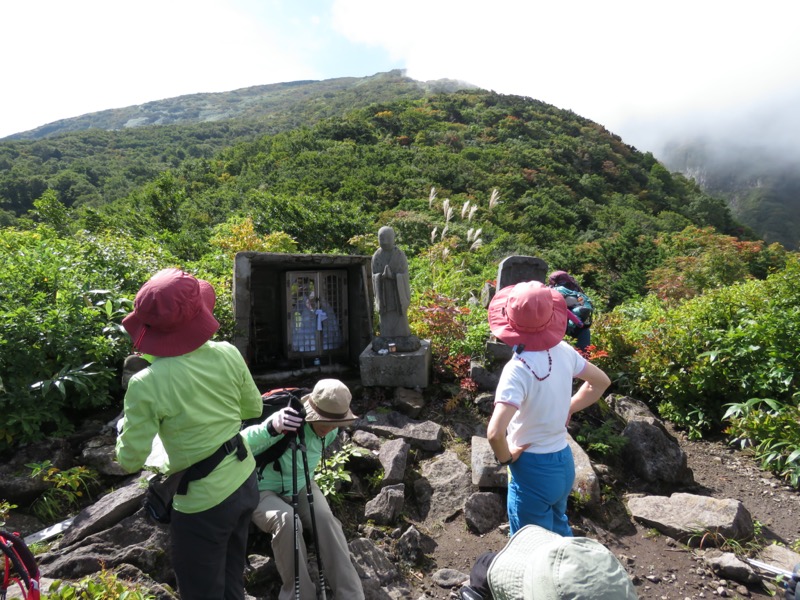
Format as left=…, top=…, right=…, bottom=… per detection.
left=243, top=387, right=310, bottom=478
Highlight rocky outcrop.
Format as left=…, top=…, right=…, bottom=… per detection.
left=5, top=395, right=768, bottom=598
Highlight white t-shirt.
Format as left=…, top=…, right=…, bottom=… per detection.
left=494, top=341, right=587, bottom=454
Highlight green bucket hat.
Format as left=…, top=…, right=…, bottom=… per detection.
left=487, top=525, right=638, bottom=600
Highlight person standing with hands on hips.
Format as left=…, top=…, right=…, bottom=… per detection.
left=487, top=280, right=611, bottom=536
left=115, top=268, right=262, bottom=600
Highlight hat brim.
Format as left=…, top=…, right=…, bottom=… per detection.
left=488, top=525, right=562, bottom=599
left=488, top=525, right=638, bottom=600
left=122, top=279, right=219, bottom=358
left=302, top=397, right=358, bottom=427
left=488, top=283, right=568, bottom=351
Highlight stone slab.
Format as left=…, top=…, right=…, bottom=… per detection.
left=496, top=255, right=547, bottom=290
left=359, top=340, right=432, bottom=388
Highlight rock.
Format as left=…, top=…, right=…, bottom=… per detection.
left=349, top=537, right=412, bottom=599
left=379, top=438, right=410, bottom=486
left=413, top=452, right=472, bottom=523
left=360, top=411, right=444, bottom=452
left=470, top=436, right=507, bottom=487
left=364, top=484, right=405, bottom=525
left=396, top=525, right=436, bottom=564
left=464, top=492, right=505, bottom=534
left=626, top=493, right=754, bottom=544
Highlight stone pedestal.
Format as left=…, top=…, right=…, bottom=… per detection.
left=359, top=340, right=432, bottom=388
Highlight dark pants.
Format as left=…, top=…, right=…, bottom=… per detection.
left=171, top=471, right=259, bottom=600
left=469, top=551, right=497, bottom=599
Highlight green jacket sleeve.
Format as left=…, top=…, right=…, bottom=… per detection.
left=241, top=420, right=283, bottom=457
left=115, top=377, right=159, bottom=473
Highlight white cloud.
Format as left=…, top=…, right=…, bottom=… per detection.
left=331, top=0, right=800, bottom=151
left=2, top=0, right=799, bottom=154
left=0, top=0, right=316, bottom=137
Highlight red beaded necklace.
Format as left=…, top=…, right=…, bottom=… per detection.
left=515, top=350, right=552, bottom=381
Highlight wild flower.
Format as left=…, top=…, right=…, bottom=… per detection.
left=442, top=198, right=453, bottom=223
left=489, top=188, right=501, bottom=209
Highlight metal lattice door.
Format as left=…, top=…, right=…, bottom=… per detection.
left=286, top=270, right=348, bottom=361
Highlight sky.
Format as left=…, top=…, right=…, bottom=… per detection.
left=2, top=0, right=800, bottom=157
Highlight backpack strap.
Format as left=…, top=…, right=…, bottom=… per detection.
left=177, top=434, right=248, bottom=495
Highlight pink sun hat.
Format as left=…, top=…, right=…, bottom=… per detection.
left=488, top=280, right=568, bottom=351
left=122, top=268, right=219, bottom=357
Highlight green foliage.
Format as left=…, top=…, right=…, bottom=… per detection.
left=595, top=255, right=800, bottom=438
left=454, top=307, right=491, bottom=364
left=364, top=470, right=385, bottom=492
left=27, top=460, right=100, bottom=523
left=44, top=567, right=156, bottom=600
left=0, top=81, right=788, bottom=461
left=0, top=499, right=16, bottom=526
left=647, top=226, right=786, bottom=303
left=409, top=292, right=470, bottom=358
left=30, top=362, right=106, bottom=403
left=723, top=396, right=800, bottom=486
left=0, top=226, right=174, bottom=449
left=209, top=215, right=298, bottom=257
left=314, top=442, right=365, bottom=505
left=574, top=420, right=629, bottom=460
left=32, top=190, right=71, bottom=235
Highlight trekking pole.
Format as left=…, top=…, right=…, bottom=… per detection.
left=297, top=425, right=327, bottom=600
left=743, top=557, right=800, bottom=579
left=290, top=434, right=301, bottom=600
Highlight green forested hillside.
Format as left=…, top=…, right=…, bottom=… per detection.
left=0, top=71, right=471, bottom=222
left=2, top=79, right=798, bottom=482
left=662, top=139, right=800, bottom=251
left=87, top=89, right=750, bottom=307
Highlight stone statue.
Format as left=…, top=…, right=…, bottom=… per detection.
left=371, top=226, right=420, bottom=352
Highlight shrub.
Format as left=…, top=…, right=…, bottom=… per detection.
left=314, top=442, right=365, bottom=506
left=594, top=255, right=800, bottom=438
left=0, top=227, right=174, bottom=450
left=27, top=460, right=100, bottom=523
left=44, top=567, right=156, bottom=599
left=724, top=396, right=800, bottom=486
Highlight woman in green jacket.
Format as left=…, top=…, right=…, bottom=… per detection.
left=116, top=268, right=262, bottom=600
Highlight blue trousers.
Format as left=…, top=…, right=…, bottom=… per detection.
left=507, top=446, right=575, bottom=537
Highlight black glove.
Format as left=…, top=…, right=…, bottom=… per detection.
left=786, top=573, right=799, bottom=600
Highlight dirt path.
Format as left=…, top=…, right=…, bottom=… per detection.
left=404, top=425, right=800, bottom=600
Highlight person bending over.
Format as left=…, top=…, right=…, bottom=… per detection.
left=241, top=379, right=364, bottom=600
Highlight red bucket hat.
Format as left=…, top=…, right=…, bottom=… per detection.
left=488, top=280, right=568, bottom=351
left=122, top=269, right=219, bottom=357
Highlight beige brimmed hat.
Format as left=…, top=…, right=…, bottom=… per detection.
left=487, top=525, right=638, bottom=600
left=303, top=379, right=358, bottom=427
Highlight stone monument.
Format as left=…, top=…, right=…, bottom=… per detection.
left=360, top=226, right=431, bottom=387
